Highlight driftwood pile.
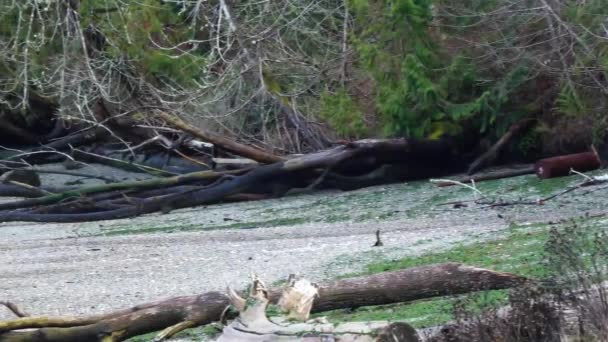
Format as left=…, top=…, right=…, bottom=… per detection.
left=0, top=108, right=603, bottom=223
left=0, top=110, right=468, bottom=223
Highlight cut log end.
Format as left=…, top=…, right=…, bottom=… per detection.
left=277, top=277, right=319, bottom=321
left=535, top=151, right=601, bottom=179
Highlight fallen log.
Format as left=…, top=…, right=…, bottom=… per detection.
left=432, top=166, right=535, bottom=187
left=467, top=119, right=535, bottom=175
left=535, top=150, right=601, bottom=179
left=0, top=168, right=247, bottom=212
left=0, top=263, right=526, bottom=342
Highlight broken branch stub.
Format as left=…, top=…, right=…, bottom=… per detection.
left=277, top=277, right=319, bottom=321
left=219, top=275, right=421, bottom=342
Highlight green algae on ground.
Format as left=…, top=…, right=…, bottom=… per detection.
left=89, top=180, right=454, bottom=236
left=89, top=169, right=608, bottom=240
left=363, top=223, right=550, bottom=278
left=324, top=215, right=608, bottom=328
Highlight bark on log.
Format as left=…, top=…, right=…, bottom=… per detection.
left=0, top=263, right=528, bottom=342
left=467, top=119, right=535, bottom=175
left=535, top=150, right=601, bottom=179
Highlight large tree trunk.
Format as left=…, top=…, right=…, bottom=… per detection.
left=0, top=263, right=527, bottom=342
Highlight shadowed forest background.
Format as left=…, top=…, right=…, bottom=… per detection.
left=1, top=0, right=607, bottom=158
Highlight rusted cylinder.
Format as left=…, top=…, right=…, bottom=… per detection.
left=535, top=151, right=601, bottom=179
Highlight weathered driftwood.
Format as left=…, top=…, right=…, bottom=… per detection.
left=212, top=157, right=259, bottom=170
left=157, top=111, right=284, bottom=164
left=218, top=276, right=421, bottom=342
left=0, top=263, right=527, bottom=342
left=432, top=166, right=535, bottom=187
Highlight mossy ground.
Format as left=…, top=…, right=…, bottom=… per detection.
left=320, top=215, right=608, bottom=328
left=92, top=170, right=603, bottom=238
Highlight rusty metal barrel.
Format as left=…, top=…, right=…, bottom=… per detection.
left=535, top=151, right=601, bottom=179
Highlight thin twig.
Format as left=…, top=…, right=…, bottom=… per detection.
left=0, top=301, right=30, bottom=317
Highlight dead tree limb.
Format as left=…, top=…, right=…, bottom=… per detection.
left=467, top=119, right=535, bottom=175
left=71, top=149, right=177, bottom=177
left=0, top=303, right=28, bottom=318
left=157, top=111, right=284, bottom=164
left=1, top=127, right=109, bottom=165
left=0, top=168, right=247, bottom=211
left=0, top=263, right=528, bottom=342
left=432, top=166, right=535, bottom=187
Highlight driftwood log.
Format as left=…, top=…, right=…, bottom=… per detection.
left=0, top=263, right=527, bottom=342
left=432, top=166, right=535, bottom=187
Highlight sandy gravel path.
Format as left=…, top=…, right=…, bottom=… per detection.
left=0, top=213, right=504, bottom=320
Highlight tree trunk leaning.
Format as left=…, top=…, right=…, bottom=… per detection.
left=467, top=119, right=535, bottom=175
